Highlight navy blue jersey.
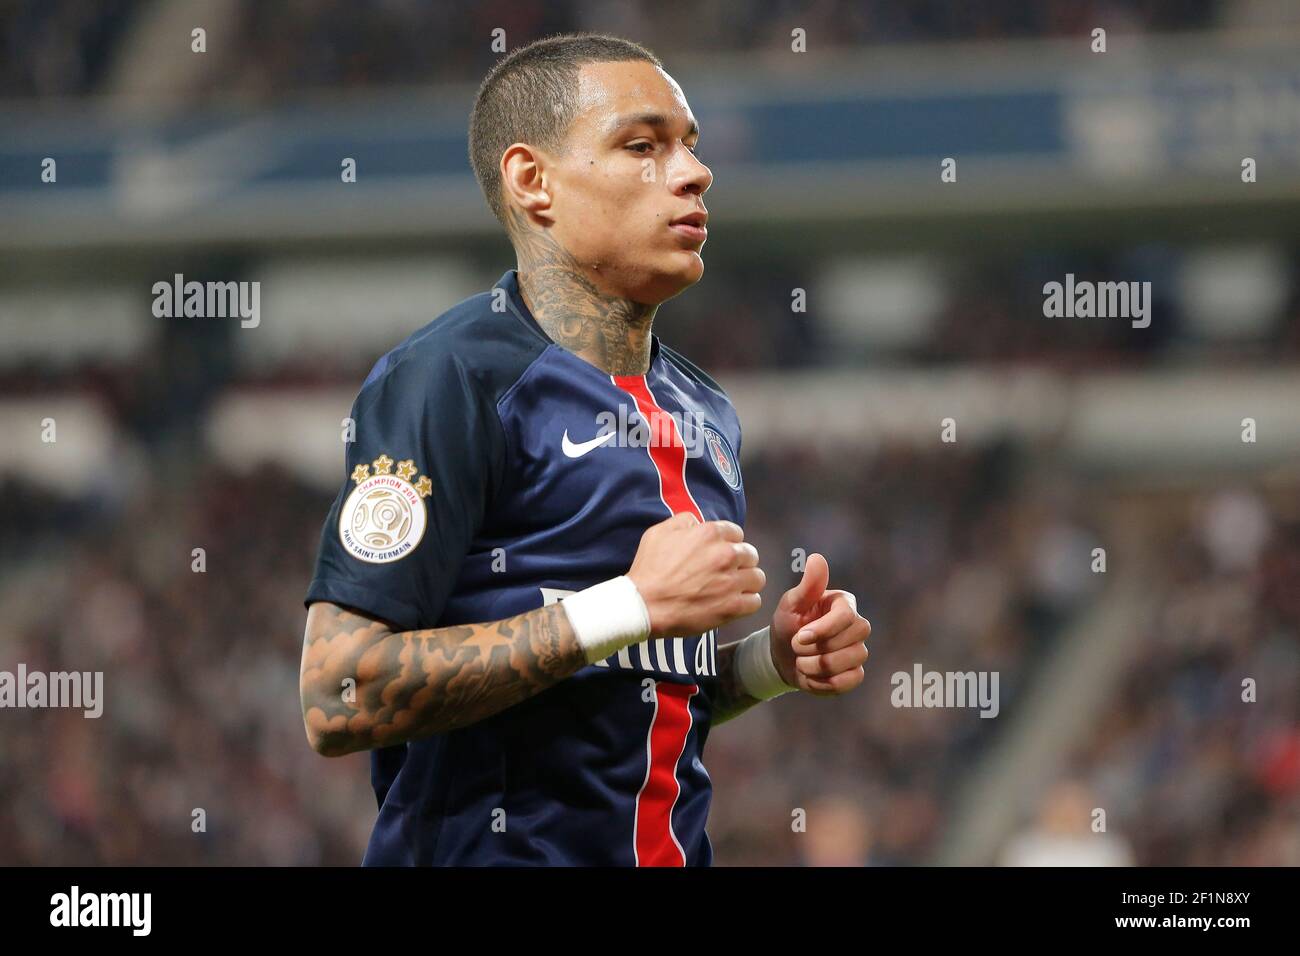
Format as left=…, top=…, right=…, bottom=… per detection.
left=305, top=269, right=746, bottom=866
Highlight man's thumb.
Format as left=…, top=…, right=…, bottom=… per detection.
left=787, top=553, right=829, bottom=612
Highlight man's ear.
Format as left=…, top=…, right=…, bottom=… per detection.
left=500, top=142, right=555, bottom=227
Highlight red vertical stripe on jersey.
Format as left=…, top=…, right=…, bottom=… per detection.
left=615, top=373, right=703, bottom=866
left=613, top=374, right=704, bottom=521
left=634, top=680, right=697, bottom=866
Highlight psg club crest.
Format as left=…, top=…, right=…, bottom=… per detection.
left=702, top=425, right=742, bottom=491
left=339, top=454, right=431, bottom=563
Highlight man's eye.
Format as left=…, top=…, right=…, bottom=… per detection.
left=626, top=142, right=654, bottom=154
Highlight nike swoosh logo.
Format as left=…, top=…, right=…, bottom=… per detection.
left=562, top=429, right=617, bottom=458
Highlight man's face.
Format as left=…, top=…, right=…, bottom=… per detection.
left=541, top=60, right=712, bottom=305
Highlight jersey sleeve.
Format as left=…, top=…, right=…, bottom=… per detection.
left=304, top=347, right=506, bottom=631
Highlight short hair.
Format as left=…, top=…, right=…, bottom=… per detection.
left=468, top=33, right=663, bottom=229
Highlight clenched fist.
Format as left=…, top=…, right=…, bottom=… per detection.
left=627, top=512, right=765, bottom=639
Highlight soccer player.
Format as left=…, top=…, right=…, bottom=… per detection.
left=300, top=33, right=871, bottom=866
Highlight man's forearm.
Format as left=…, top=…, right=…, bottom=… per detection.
left=710, top=639, right=766, bottom=725
left=301, top=601, right=586, bottom=756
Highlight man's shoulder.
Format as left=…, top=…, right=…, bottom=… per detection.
left=359, top=281, right=549, bottom=403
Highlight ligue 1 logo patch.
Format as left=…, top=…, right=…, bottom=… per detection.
left=702, top=425, right=741, bottom=491
left=339, top=454, right=431, bottom=563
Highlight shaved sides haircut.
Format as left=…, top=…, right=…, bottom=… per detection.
left=468, top=33, right=663, bottom=228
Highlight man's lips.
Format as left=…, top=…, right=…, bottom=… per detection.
left=669, top=211, right=708, bottom=242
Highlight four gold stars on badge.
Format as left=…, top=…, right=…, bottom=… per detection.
left=350, top=454, right=432, bottom=497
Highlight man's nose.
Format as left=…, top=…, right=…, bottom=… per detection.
left=670, top=152, right=712, bottom=195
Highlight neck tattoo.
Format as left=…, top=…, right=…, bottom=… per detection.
left=509, top=208, right=656, bottom=376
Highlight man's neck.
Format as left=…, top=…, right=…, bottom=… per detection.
left=510, top=211, right=656, bottom=377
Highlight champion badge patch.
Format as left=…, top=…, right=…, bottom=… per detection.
left=339, top=455, right=431, bottom=563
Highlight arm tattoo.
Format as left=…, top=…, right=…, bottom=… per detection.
left=300, top=601, right=587, bottom=756
left=508, top=206, right=656, bottom=376
left=709, top=640, right=765, bottom=726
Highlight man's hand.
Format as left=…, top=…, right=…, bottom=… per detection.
left=627, top=512, right=765, bottom=639
left=769, top=553, right=870, bottom=697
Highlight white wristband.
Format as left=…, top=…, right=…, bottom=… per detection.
left=735, top=626, right=797, bottom=700
left=559, top=576, right=652, bottom=664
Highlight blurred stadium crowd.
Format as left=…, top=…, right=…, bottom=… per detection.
left=3, top=0, right=1224, bottom=100
left=1055, top=486, right=1300, bottom=867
